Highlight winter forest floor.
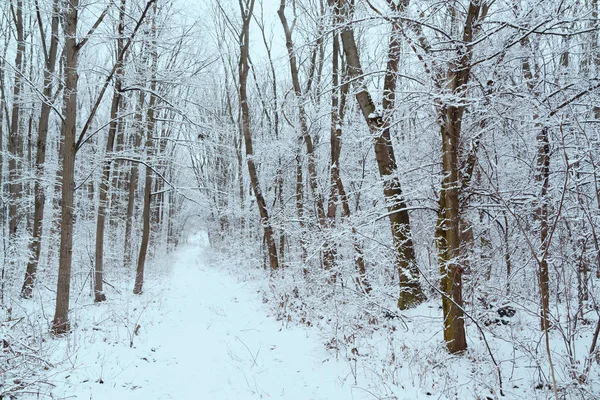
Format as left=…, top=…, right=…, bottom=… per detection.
left=3, top=232, right=600, bottom=400
left=4, top=233, right=370, bottom=400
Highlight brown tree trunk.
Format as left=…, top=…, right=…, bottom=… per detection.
left=536, top=127, right=551, bottom=331
left=520, top=27, right=552, bottom=331
left=133, top=140, right=153, bottom=295
left=256, top=12, right=287, bottom=267
left=124, top=90, right=145, bottom=269
left=134, top=3, right=158, bottom=295
left=335, top=0, right=424, bottom=308
left=21, top=0, right=60, bottom=298
left=94, top=0, right=126, bottom=302
left=278, top=1, right=329, bottom=273
left=52, top=0, right=80, bottom=334
left=439, top=111, right=467, bottom=354
left=8, top=0, right=25, bottom=238
left=327, top=31, right=370, bottom=292
left=437, top=2, right=486, bottom=354
left=239, top=0, right=279, bottom=270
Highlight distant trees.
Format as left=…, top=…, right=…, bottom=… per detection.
left=0, top=0, right=197, bottom=333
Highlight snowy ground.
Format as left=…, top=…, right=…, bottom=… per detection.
left=5, top=232, right=598, bottom=399
left=11, top=233, right=372, bottom=399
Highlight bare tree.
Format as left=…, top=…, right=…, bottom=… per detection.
left=21, top=0, right=61, bottom=298
left=94, top=0, right=127, bottom=302
left=333, top=0, right=425, bottom=308
left=51, top=0, right=81, bottom=334
left=238, top=0, right=279, bottom=270
left=8, top=0, right=25, bottom=239
left=134, top=1, right=159, bottom=295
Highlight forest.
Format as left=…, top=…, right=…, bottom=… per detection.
left=1, top=0, right=600, bottom=399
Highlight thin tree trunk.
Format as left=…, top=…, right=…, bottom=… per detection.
left=124, top=90, right=145, bottom=269
left=22, top=0, right=60, bottom=298
left=536, top=127, right=551, bottom=331
left=8, top=0, right=25, bottom=238
left=239, top=0, right=279, bottom=270
left=278, top=1, right=326, bottom=227
left=520, top=27, right=552, bottom=331
left=327, top=31, right=370, bottom=292
left=94, top=0, right=126, bottom=302
left=133, top=137, right=153, bottom=295
left=256, top=11, right=286, bottom=267
left=278, top=1, right=328, bottom=274
left=134, top=3, right=158, bottom=294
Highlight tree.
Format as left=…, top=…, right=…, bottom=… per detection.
left=94, top=0, right=127, bottom=302
left=51, top=0, right=81, bottom=334
left=238, top=0, right=279, bottom=271
left=53, top=0, right=155, bottom=332
left=8, top=0, right=25, bottom=240
left=333, top=0, right=425, bottom=309
left=21, top=0, right=61, bottom=298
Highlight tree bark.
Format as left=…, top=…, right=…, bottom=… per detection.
left=94, top=0, right=126, bottom=302
left=278, top=1, right=329, bottom=272
left=52, top=0, right=79, bottom=334
left=8, top=0, right=25, bottom=238
left=327, top=31, right=370, bottom=292
left=536, top=127, right=551, bottom=331
left=134, top=3, right=158, bottom=295
left=239, top=0, right=279, bottom=270
left=436, top=1, right=485, bottom=354
left=124, top=90, right=145, bottom=269
left=334, top=0, right=424, bottom=308
left=22, top=0, right=60, bottom=298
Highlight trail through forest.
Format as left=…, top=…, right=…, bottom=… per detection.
left=42, top=233, right=364, bottom=400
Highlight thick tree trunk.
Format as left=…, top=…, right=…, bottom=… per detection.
left=439, top=112, right=467, bottom=354
left=22, top=0, right=60, bottom=298
left=52, top=0, right=79, bottom=334
left=335, top=0, right=424, bottom=308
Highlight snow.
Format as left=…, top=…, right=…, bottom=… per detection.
left=6, top=232, right=599, bottom=400
left=21, top=233, right=371, bottom=400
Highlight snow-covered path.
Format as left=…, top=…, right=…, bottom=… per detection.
left=53, top=237, right=362, bottom=400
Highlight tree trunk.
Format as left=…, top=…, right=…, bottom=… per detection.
left=439, top=111, right=467, bottom=354
left=327, top=30, right=370, bottom=292
left=334, top=0, right=424, bottom=308
left=22, top=0, right=60, bottom=298
left=124, top=90, right=145, bottom=269
left=8, top=0, right=25, bottom=238
left=134, top=3, right=158, bottom=294
left=52, top=0, right=79, bottom=334
left=94, top=0, right=126, bottom=302
left=133, top=140, right=153, bottom=295
left=238, top=0, right=279, bottom=270
left=435, top=1, right=486, bottom=353
left=536, top=127, right=551, bottom=331
left=278, top=1, right=328, bottom=273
